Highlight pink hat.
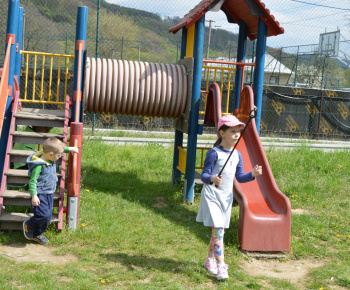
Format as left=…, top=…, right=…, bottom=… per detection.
left=217, top=115, right=245, bottom=129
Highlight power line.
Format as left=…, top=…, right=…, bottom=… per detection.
left=275, top=0, right=329, bottom=13
left=282, top=23, right=337, bottom=29
left=281, top=10, right=346, bottom=24
left=290, top=0, right=350, bottom=11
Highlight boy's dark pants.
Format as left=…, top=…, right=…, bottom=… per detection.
left=27, top=194, right=53, bottom=236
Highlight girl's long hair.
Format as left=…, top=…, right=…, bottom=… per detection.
left=213, top=124, right=230, bottom=147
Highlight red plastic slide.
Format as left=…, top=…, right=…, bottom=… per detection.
left=204, top=83, right=291, bottom=251
left=234, top=86, right=291, bottom=251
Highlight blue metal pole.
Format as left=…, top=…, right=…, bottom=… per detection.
left=15, top=7, right=23, bottom=86
left=233, top=20, right=248, bottom=113
left=0, top=0, right=19, bottom=182
left=252, top=18, right=267, bottom=134
left=172, top=28, right=187, bottom=186
left=72, top=6, right=88, bottom=123
left=184, top=16, right=205, bottom=203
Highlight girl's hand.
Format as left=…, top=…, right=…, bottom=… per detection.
left=252, top=165, right=263, bottom=177
left=211, top=174, right=222, bottom=186
left=32, top=195, right=40, bottom=206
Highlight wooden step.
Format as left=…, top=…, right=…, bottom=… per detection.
left=11, top=131, right=64, bottom=144
left=0, top=212, right=59, bottom=230
left=8, top=149, right=61, bottom=165
left=15, top=108, right=66, bottom=127
left=2, top=190, right=60, bottom=207
left=5, top=169, right=62, bottom=184
left=8, top=149, right=35, bottom=163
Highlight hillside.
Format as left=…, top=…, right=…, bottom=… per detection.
left=0, top=0, right=242, bottom=64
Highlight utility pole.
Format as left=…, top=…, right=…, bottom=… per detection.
left=206, top=20, right=214, bottom=60
left=138, top=41, right=141, bottom=62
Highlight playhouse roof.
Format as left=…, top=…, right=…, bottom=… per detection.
left=169, top=0, right=284, bottom=40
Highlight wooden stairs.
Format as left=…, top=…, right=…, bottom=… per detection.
left=0, top=94, right=70, bottom=231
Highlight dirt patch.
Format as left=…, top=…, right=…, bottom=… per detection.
left=153, top=197, right=168, bottom=208
left=241, top=257, right=325, bottom=285
left=291, top=208, right=310, bottom=215
left=0, top=243, right=77, bottom=264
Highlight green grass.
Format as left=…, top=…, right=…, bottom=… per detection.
left=82, top=127, right=218, bottom=141
left=0, top=140, right=349, bottom=289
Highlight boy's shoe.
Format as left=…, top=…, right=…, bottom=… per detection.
left=204, top=257, right=217, bottom=275
left=217, top=263, right=229, bottom=280
left=23, top=221, right=34, bottom=240
left=32, top=235, right=49, bottom=245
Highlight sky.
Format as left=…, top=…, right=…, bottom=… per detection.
left=106, top=0, right=350, bottom=56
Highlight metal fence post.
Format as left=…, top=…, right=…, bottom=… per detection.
left=321, top=56, right=327, bottom=89
left=250, top=40, right=255, bottom=87
left=121, top=36, right=124, bottom=60
left=96, top=0, right=100, bottom=58
left=294, top=46, right=299, bottom=86
left=278, top=48, right=282, bottom=85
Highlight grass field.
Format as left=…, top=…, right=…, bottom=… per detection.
left=0, top=139, right=349, bottom=289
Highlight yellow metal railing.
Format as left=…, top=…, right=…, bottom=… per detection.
left=201, top=60, right=255, bottom=116
left=200, top=65, right=236, bottom=116
left=177, top=146, right=211, bottom=174
left=20, top=51, right=75, bottom=105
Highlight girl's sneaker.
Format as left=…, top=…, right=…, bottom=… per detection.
left=204, top=257, right=217, bottom=275
left=217, top=263, right=229, bottom=280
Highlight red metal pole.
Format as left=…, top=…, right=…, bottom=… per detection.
left=66, top=122, right=83, bottom=225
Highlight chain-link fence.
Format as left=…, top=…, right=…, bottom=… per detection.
left=261, top=86, right=350, bottom=140
left=1, top=0, right=349, bottom=139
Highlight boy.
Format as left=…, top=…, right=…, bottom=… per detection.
left=23, top=137, right=79, bottom=244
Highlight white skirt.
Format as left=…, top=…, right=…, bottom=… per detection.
left=196, top=183, right=233, bottom=229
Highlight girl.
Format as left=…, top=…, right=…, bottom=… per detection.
left=196, top=115, right=263, bottom=280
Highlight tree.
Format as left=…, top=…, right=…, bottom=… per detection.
left=343, top=68, right=350, bottom=87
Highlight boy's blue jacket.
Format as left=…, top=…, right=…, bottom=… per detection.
left=27, top=151, right=58, bottom=194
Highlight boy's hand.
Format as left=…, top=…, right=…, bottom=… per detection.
left=69, top=147, right=79, bottom=154
left=32, top=195, right=40, bottom=206
left=211, top=174, right=222, bottom=186
left=252, top=165, right=263, bottom=177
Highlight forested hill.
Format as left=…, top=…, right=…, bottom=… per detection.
left=99, top=0, right=241, bottom=47
left=0, top=0, right=245, bottom=62
left=1, top=1, right=241, bottom=46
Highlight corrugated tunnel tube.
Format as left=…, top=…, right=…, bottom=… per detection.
left=84, top=57, right=188, bottom=119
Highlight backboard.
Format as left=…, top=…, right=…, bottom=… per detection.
left=319, top=30, right=340, bottom=57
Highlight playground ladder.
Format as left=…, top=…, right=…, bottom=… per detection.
left=0, top=94, right=70, bottom=231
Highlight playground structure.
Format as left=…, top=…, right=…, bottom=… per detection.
left=0, top=0, right=86, bottom=231
left=0, top=0, right=291, bottom=251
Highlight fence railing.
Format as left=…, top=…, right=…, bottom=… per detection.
left=201, top=64, right=236, bottom=115
left=200, top=60, right=255, bottom=115
left=20, top=51, right=75, bottom=105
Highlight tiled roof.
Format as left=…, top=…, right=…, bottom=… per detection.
left=169, top=0, right=284, bottom=40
